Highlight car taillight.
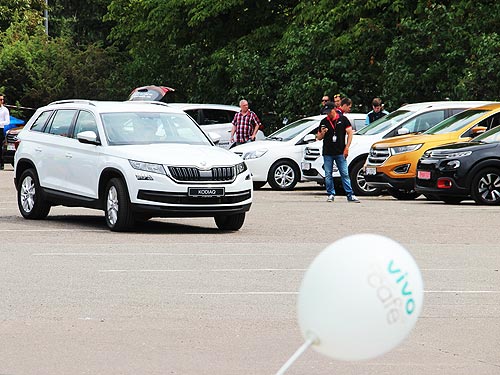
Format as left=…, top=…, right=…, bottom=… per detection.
left=437, top=178, right=453, bottom=189
left=14, top=140, right=21, bottom=150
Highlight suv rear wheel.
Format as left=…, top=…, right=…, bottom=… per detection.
left=17, top=168, right=51, bottom=219
left=105, top=178, right=135, bottom=231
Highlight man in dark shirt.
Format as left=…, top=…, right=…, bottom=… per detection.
left=316, top=101, right=360, bottom=203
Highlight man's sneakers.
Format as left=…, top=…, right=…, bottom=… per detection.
left=326, top=195, right=335, bottom=202
left=347, top=195, right=360, bottom=203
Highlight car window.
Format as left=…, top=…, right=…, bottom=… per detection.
left=475, top=124, right=500, bottom=143
left=46, top=110, right=77, bottom=137
left=30, top=110, right=53, bottom=132
left=356, top=110, right=413, bottom=136
left=268, top=119, right=318, bottom=141
left=202, top=109, right=234, bottom=125
left=461, top=113, right=500, bottom=138
left=101, top=112, right=211, bottom=145
left=386, top=110, right=446, bottom=137
left=184, top=109, right=200, bottom=123
left=73, top=111, right=98, bottom=138
left=425, top=109, right=488, bottom=134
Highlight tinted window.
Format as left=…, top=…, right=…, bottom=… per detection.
left=184, top=109, right=200, bottom=123
left=425, top=109, right=488, bottom=134
left=73, top=111, right=98, bottom=138
left=46, top=110, right=77, bottom=137
left=30, top=111, right=52, bottom=132
left=202, top=109, right=234, bottom=124
left=462, top=113, right=500, bottom=138
left=356, top=110, right=413, bottom=136
left=475, top=124, right=500, bottom=143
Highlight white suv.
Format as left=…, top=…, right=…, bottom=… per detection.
left=301, top=101, right=491, bottom=195
left=14, top=100, right=252, bottom=231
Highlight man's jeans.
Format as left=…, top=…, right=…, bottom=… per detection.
left=323, top=154, right=354, bottom=197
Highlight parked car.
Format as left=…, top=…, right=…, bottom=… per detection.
left=365, top=103, right=500, bottom=200
left=415, top=125, right=500, bottom=205
left=14, top=100, right=252, bottom=231
left=300, top=101, right=489, bottom=196
left=231, top=113, right=364, bottom=190
left=2, top=116, right=26, bottom=166
left=168, top=103, right=265, bottom=149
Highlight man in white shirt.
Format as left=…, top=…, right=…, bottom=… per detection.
left=0, top=94, right=10, bottom=170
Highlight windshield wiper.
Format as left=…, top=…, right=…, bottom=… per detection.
left=267, top=136, right=283, bottom=141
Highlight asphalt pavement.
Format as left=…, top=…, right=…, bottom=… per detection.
left=0, top=166, right=499, bottom=374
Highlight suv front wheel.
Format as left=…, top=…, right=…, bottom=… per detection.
left=214, top=213, right=245, bottom=231
left=105, top=178, right=135, bottom=231
left=17, top=168, right=51, bottom=219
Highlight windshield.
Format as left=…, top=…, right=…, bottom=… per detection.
left=356, top=110, right=413, bottom=135
left=101, top=112, right=211, bottom=146
left=267, top=118, right=319, bottom=141
left=474, top=125, right=500, bottom=143
left=424, top=109, right=488, bottom=135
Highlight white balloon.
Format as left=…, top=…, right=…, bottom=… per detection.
left=297, top=233, right=424, bottom=361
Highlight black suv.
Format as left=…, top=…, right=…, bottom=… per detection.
left=416, top=125, right=500, bottom=205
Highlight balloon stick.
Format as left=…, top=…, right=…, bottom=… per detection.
left=275, top=336, right=317, bottom=375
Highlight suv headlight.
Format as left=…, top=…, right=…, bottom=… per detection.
left=390, top=144, right=423, bottom=155
left=235, top=161, right=247, bottom=175
left=243, top=149, right=268, bottom=160
left=129, top=160, right=166, bottom=175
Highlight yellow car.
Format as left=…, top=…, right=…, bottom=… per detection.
left=364, top=103, right=500, bottom=199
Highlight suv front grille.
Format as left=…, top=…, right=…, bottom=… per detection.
left=168, top=166, right=235, bottom=182
left=368, top=147, right=390, bottom=165
left=6, top=133, right=17, bottom=143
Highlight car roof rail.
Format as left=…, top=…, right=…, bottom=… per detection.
left=48, top=99, right=97, bottom=106
left=125, top=100, right=171, bottom=107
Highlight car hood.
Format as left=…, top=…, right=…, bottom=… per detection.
left=231, top=139, right=288, bottom=153
left=427, top=141, right=499, bottom=153
left=106, top=143, right=242, bottom=167
left=372, top=133, right=456, bottom=148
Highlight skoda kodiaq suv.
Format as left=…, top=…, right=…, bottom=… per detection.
left=14, top=100, right=252, bottom=231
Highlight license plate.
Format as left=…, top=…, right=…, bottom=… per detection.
left=7, top=144, right=15, bottom=151
left=417, top=170, right=431, bottom=180
left=188, top=187, right=225, bottom=197
left=365, top=167, right=376, bottom=175
left=301, top=162, right=311, bottom=171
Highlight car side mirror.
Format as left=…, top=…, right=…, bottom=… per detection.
left=77, top=131, right=100, bottom=145
left=303, top=134, right=316, bottom=143
left=471, top=126, right=487, bottom=137
left=397, top=128, right=410, bottom=135
left=208, top=131, right=221, bottom=145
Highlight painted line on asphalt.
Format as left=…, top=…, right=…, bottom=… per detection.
left=184, top=290, right=500, bottom=295
left=99, top=268, right=307, bottom=272
left=33, top=252, right=296, bottom=256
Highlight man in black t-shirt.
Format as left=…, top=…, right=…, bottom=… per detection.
left=316, top=101, right=360, bottom=203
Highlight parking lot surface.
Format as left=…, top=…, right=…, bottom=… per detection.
left=0, top=166, right=499, bottom=374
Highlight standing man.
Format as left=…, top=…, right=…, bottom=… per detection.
left=365, top=97, right=388, bottom=125
left=316, top=101, right=360, bottom=203
left=230, top=99, right=262, bottom=148
left=320, top=95, right=330, bottom=115
left=338, top=97, right=352, bottom=115
left=0, top=94, right=10, bottom=170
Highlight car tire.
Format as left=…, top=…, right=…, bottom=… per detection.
left=441, top=196, right=463, bottom=204
left=471, top=168, right=500, bottom=205
left=349, top=159, right=383, bottom=196
left=17, top=168, right=51, bottom=219
left=268, top=160, right=299, bottom=190
left=104, top=178, right=135, bottom=231
left=253, top=181, right=267, bottom=190
left=388, top=187, right=421, bottom=200
left=214, top=213, right=245, bottom=231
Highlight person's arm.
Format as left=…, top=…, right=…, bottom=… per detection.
left=251, top=113, right=261, bottom=140
left=316, top=125, right=328, bottom=140
left=365, top=113, right=370, bottom=126
left=344, top=126, right=353, bottom=158
left=230, top=114, right=238, bottom=143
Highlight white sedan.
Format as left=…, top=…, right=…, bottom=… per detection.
left=231, top=113, right=364, bottom=190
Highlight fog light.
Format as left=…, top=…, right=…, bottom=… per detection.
left=437, top=178, right=453, bottom=189
left=393, top=164, right=410, bottom=174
